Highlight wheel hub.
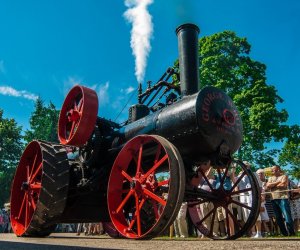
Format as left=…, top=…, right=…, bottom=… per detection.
left=21, top=182, right=29, bottom=191
left=131, top=179, right=143, bottom=197
left=212, top=188, right=232, bottom=207
left=67, top=109, right=80, bottom=122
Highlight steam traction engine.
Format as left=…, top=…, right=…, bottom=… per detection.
left=10, top=24, right=260, bottom=240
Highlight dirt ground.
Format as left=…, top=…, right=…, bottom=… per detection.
left=0, top=233, right=299, bottom=250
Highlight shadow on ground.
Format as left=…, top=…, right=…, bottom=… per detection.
left=0, top=241, right=120, bottom=250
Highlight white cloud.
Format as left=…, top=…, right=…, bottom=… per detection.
left=124, top=0, right=154, bottom=82
left=98, top=82, right=110, bottom=107
left=121, top=86, right=135, bottom=94
left=0, top=60, right=5, bottom=74
left=0, top=86, right=38, bottom=101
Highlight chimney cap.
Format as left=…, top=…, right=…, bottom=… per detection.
left=176, top=23, right=200, bottom=35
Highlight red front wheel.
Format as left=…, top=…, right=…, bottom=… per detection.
left=107, top=135, right=185, bottom=239
left=58, top=85, right=98, bottom=146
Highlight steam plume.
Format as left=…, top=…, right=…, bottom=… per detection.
left=124, top=0, right=153, bottom=82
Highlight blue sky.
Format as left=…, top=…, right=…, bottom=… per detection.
left=0, top=0, right=299, bottom=133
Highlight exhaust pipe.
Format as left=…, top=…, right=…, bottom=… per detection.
left=176, top=23, right=200, bottom=96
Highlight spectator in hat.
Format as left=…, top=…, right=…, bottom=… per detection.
left=266, top=165, right=295, bottom=236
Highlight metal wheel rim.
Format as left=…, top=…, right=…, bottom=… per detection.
left=10, top=141, right=43, bottom=236
left=188, top=159, right=260, bottom=240
left=107, top=135, right=185, bottom=239
left=58, top=85, right=98, bottom=146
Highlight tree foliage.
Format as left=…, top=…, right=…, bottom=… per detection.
left=279, top=125, right=300, bottom=181
left=24, top=97, right=60, bottom=143
left=0, top=109, right=23, bottom=207
left=174, top=31, right=297, bottom=168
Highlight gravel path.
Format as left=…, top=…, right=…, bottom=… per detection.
left=0, top=233, right=299, bottom=250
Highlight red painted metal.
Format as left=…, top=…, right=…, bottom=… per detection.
left=58, top=85, right=98, bottom=146
left=107, top=135, right=184, bottom=239
left=10, top=141, right=42, bottom=236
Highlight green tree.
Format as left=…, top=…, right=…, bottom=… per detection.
left=24, top=97, right=59, bottom=143
left=279, top=125, right=300, bottom=181
left=174, top=31, right=295, bottom=167
left=0, top=109, right=23, bottom=207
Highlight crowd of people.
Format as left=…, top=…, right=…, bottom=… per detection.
left=173, top=162, right=300, bottom=238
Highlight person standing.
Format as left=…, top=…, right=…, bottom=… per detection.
left=173, top=202, right=189, bottom=238
left=266, top=165, right=295, bottom=236
left=0, top=209, right=3, bottom=233
left=256, top=169, right=270, bottom=237
left=288, top=180, right=300, bottom=233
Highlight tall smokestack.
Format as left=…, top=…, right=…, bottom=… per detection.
left=176, top=23, right=200, bottom=96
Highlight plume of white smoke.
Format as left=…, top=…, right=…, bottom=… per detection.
left=124, top=0, right=153, bottom=83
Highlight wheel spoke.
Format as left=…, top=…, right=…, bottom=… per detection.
left=128, top=198, right=146, bottom=230
left=25, top=194, right=29, bottom=228
left=30, top=182, right=42, bottom=190
left=196, top=207, right=214, bottom=226
left=136, top=143, right=143, bottom=176
left=231, top=187, right=252, bottom=196
left=230, top=170, right=247, bottom=193
left=143, top=189, right=166, bottom=206
left=198, top=167, right=214, bottom=191
left=30, top=196, right=36, bottom=210
left=157, top=179, right=169, bottom=187
left=29, top=153, right=38, bottom=179
left=231, top=199, right=252, bottom=210
left=121, top=170, right=133, bottom=182
left=68, top=121, right=78, bottom=140
left=143, top=154, right=168, bottom=180
left=17, top=194, right=27, bottom=220
left=135, top=193, right=142, bottom=236
left=225, top=207, right=230, bottom=236
left=30, top=163, right=42, bottom=182
left=116, top=189, right=134, bottom=214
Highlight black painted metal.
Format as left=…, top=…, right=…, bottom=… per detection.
left=117, top=86, right=243, bottom=166
left=176, top=23, right=200, bottom=96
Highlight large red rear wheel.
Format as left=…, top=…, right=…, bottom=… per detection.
left=58, top=85, right=98, bottom=146
left=10, top=141, right=69, bottom=236
left=108, top=135, right=185, bottom=239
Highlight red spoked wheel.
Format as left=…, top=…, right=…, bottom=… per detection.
left=10, top=141, right=69, bottom=237
left=108, top=135, right=185, bottom=239
left=58, top=85, right=98, bottom=146
left=188, top=160, right=260, bottom=240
